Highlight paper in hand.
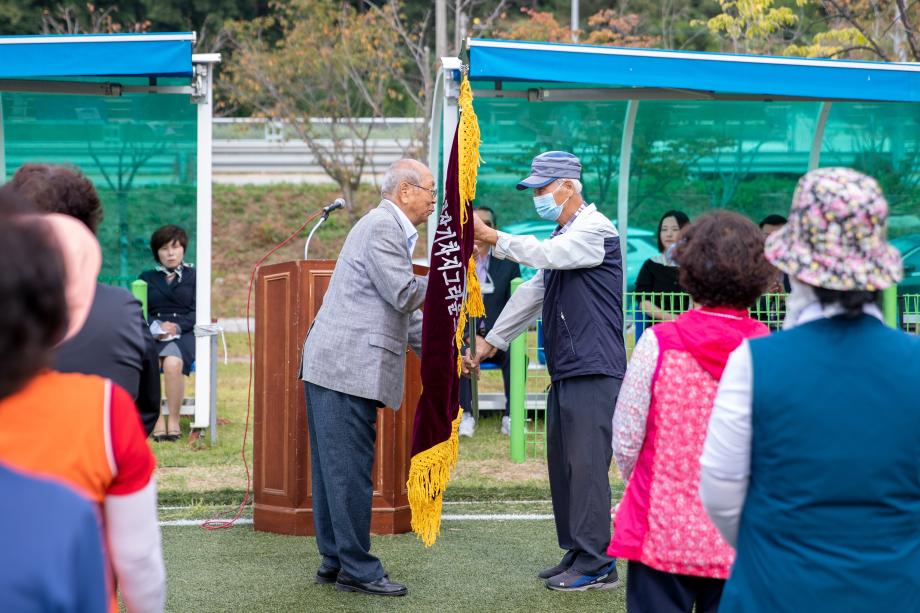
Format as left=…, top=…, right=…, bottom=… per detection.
left=150, top=319, right=181, bottom=342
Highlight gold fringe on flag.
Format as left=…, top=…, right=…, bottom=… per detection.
left=407, top=407, right=463, bottom=547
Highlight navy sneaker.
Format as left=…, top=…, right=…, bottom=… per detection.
left=537, top=550, right=578, bottom=579
left=537, top=560, right=572, bottom=580
left=545, top=562, right=620, bottom=592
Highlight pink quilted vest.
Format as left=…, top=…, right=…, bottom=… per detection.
left=608, top=311, right=766, bottom=578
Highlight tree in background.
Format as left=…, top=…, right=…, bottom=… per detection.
left=493, top=5, right=661, bottom=46
left=694, top=0, right=809, bottom=54
left=361, top=0, right=436, bottom=160
left=87, top=123, right=171, bottom=280
left=492, top=7, right=571, bottom=41
left=787, top=1, right=920, bottom=61
left=583, top=8, right=660, bottom=46
left=0, top=0, right=269, bottom=35
left=40, top=3, right=150, bottom=33
left=223, top=0, right=407, bottom=222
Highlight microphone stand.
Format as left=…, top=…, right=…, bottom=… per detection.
left=304, top=199, right=346, bottom=259
left=303, top=213, right=329, bottom=260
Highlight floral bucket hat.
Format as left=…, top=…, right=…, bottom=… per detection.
left=765, top=167, right=902, bottom=291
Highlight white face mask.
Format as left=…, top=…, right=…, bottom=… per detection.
left=533, top=181, right=569, bottom=221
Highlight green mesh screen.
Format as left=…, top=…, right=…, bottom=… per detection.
left=819, top=102, right=920, bottom=237
left=472, top=94, right=920, bottom=288
left=1, top=85, right=197, bottom=286
left=628, top=100, right=819, bottom=226
left=475, top=97, right=629, bottom=281
left=475, top=97, right=627, bottom=224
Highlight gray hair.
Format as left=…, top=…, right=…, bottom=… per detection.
left=381, top=159, right=423, bottom=199
left=553, top=178, right=583, bottom=194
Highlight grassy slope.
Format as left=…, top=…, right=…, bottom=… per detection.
left=211, top=183, right=429, bottom=319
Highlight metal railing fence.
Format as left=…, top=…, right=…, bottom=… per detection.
left=507, top=285, right=911, bottom=462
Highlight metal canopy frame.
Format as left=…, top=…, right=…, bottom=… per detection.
left=0, top=37, right=220, bottom=438
left=473, top=86, right=887, bottom=104
left=0, top=79, right=194, bottom=96
left=430, top=39, right=920, bottom=290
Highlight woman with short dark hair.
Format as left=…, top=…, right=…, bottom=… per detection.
left=139, top=224, right=196, bottom=442
left=609, top=211, right=774, bottom=612
left=701, top=168, right=920, bottom=612
left=634, top=210, right=691, bottom=329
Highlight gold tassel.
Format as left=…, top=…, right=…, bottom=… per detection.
left=454, top=308, right=468, bottom=377
left=457, top=76, right=481, bottom=232
left=407, top=407, right=464, bottom=547
left=464, top=255, right=486, bottom=319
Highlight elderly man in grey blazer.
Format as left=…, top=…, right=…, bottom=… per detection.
left=301, top=158, right=434, bottom=598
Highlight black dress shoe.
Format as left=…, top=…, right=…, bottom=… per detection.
left=334, top=573, right=407, bottom=597
left=314, top=566, right=340, bottom=585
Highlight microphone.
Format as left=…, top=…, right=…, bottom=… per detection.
left=323, top=198, right=346, bottom=216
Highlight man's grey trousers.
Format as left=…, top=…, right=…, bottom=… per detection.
left=304, top=381, right=385, bottom=583
left=546, top=374, right=622, bottom=575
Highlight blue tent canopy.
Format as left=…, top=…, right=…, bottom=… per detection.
left=0, top=33, right=194, bottom=79
left=468, top=39, right=920, bottom=103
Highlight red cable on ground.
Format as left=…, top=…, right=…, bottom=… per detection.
left=201, top=208, right=326, bottom=531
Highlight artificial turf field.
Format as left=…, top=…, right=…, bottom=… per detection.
left=160, top=513, right=628, bottom=612
left=155, top=359, right=627, bottom=612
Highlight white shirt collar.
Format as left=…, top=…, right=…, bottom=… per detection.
left=383, top=199, right=419, bottom=256
left=552, top=202, right=593, bottom=237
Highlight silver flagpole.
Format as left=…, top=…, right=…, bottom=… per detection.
left=468, top=316, right=479, bottom=421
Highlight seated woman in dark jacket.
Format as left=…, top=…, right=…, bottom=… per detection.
left=635, top=210, right=691, bottom=326
left=139, top=225, right=196, bottom=442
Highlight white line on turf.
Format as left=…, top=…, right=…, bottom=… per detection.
left=442, top=500, right=551, bottom=506
left=158, top=500, right=551, bottom=512
left=160, top=519, right=254, bottom=527
left=443, top=514, right=553, bottom=521
left=158, top=513, right=555, bottom=527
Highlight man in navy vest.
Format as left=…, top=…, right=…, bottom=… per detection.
left=466, top=151, right=626, bottom=592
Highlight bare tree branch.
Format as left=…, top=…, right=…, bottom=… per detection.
left=821, top=0, right=893, bottom=60
left=895, top=0, right=920, bottom=60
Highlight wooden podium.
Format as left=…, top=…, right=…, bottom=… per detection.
left=252, top=259, right=422, bottom=536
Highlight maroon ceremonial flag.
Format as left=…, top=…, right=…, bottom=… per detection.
left=407, top=127, right=478, bottom=546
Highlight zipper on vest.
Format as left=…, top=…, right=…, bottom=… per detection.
left=560, top=311, right=577, bottom=357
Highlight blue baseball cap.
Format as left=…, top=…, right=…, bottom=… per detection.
left=516, top=151, right=582, bottom=190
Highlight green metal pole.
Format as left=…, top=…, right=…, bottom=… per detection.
left=882, top=285, right=898, bottom=328
left=509, top=278, right=526, bottom=463
left=131, top=279, right=148, bottom=321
